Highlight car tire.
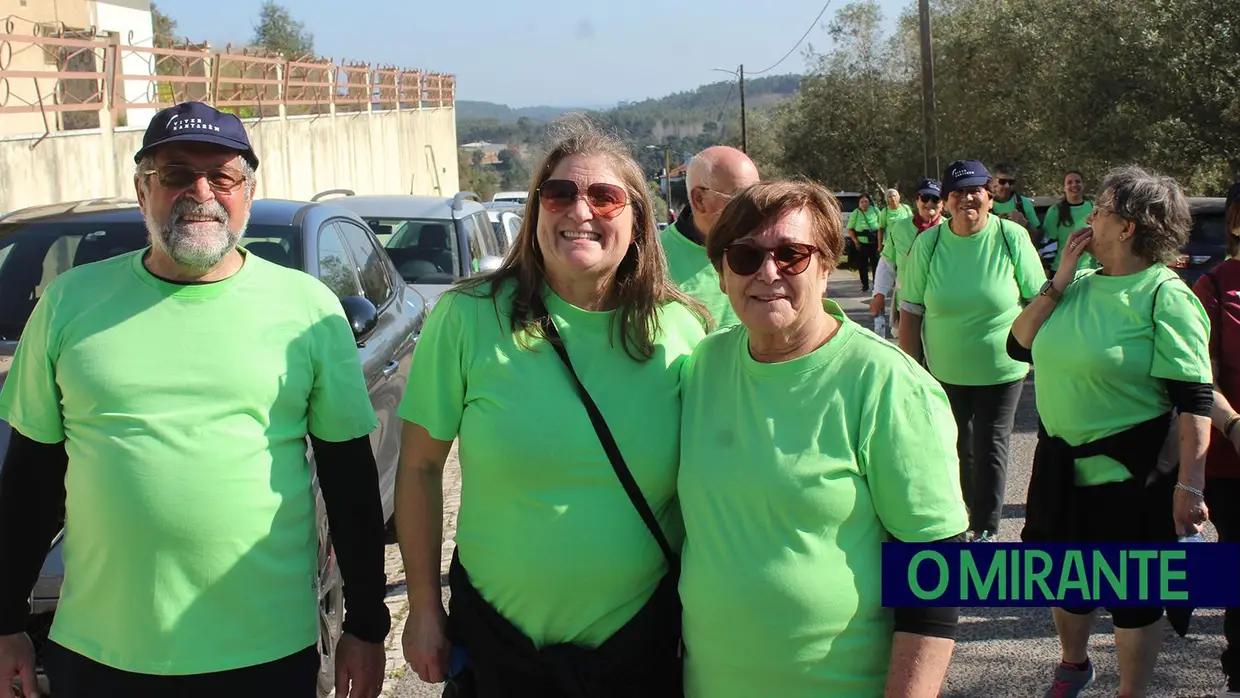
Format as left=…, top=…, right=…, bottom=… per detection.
left=317, top=535, right=344, bottom=697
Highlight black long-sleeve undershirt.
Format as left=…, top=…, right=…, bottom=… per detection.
left=0, top=430, right=390, bottom=644
left=310, top=434, right=391, bottom=644
left=0, top=431, right=67, bottom=635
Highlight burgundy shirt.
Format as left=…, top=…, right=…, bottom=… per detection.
left=1193, top=257, right=1240, bottom=479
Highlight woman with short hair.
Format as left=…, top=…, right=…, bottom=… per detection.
left=678, top=179, right=969, bottom=697
left=1009, top=165, right=1213, bottom=698
left=395, top=116, right=711, bottom=696
left=899, top=160, right=1047, bottom=543
left=847, top=192, right=881, bottom=292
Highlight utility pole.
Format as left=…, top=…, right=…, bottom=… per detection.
left=738, top=64, right=748, bottom=154
left=918, top=0, right=939, bottom=178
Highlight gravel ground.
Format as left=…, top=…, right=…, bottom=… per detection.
left=382, top=269, right=1230, bottom=698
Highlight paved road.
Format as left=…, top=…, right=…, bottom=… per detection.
left=387, top=268, right=1228, bottom=698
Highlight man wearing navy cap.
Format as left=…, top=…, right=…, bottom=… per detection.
left=870, top=178, right=945, bottom=337
left=0, top=102, right=388, bottom=697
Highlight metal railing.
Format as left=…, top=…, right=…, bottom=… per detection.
left=0, top=14, right=457, bottom=134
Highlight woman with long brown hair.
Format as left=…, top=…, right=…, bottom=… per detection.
left=393, top=115, right=711, bottom=696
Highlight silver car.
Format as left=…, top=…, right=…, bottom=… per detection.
left=315, top=190, right=506, bottom=306
left=0, top=197, right=426, bottom=696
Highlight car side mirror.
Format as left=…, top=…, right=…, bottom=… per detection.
left=478, top=255, right=503, bottom=272
left=340, top=295, right=379, bottom=342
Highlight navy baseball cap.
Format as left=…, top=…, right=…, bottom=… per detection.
left=916, top=179, right=942, bottom=198
left=135, top=102, right=259, bottom=170
left=941, top=160, right=990, bottom=194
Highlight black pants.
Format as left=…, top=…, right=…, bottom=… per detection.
left=1208, top=476, right=1240, bottom=686
left=854, top=240, right=878, bottom=290
left=444, top=551, right=682, bottom=698
left=941, top=379, right=1023, bottom=533
left=43, top=641, right=320, bottom=698
left=1058, top=472, right=1178, bottom=628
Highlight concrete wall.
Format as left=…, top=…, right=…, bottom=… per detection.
left=0, top=107, right=460, bottom=212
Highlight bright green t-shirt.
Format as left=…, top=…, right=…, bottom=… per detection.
left=848, top=208, right=881, bottom=244
left=1042, top=200, right=1099, bottom=272
left=660, top=223, right=738, bottom=328
left=1031, top=265, right=1212, bottom=485
left=879, top=203, right=913, bottom=235
left=678, top=300, right=968, bottom=698
left=0, top=249, right=378, bottom=674
left=880, top=215, right=926, bottom=268
left=992, top=194, right=1040, bottom=229
left=901, top=215, right=1048, bottom=386
left=397, top=278, right=705, bottom=647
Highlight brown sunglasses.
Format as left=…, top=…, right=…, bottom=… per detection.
left=537, top=179, right=629, bottom=219
left=724, top=241, right=818, bottom=276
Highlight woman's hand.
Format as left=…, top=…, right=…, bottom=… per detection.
left=870, top=293, right=886, bottom=316
left=403, top=601, right=451, bottom=684
left=1173, top=486, right=1209, bottom=537
left=1054, top=228, right=1092, bottom=287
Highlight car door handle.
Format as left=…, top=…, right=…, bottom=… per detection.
left=382, top=360, right=399, bottom=377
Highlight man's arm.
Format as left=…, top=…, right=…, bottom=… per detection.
left=0, top=431, right=67, bottom=635
left=310, top=435, right=391, bottom=644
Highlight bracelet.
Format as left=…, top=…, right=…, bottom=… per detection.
left=1175, top=482, right=1205, bottom=498
left=1225, top=414, right=1240, bottom=439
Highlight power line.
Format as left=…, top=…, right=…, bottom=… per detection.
left=748, top=0, right=835, bottom=76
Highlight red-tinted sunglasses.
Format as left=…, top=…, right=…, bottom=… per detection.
left=724, top=241, right=818, bottom=276
left=537, top=179, right=629, bottom=219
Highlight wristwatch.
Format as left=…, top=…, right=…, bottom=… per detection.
left=1038, top=279, right=1063, bottom=303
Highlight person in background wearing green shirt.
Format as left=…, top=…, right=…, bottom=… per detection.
left=1008, top=165, right=1212, bottom=698
left=0, top=102, right=389, bottom=697
left=679, top=179, right=968, bottom=698
left=661, top=146, right=760, bottom=328
left=847, top=192, right=882, bottom=291
left=871, top=179, right=943, bottom=338
left=1042, top=170, right=1099, bottom=272
left=899, top=160, right=1047, bottom=543
left=879, top=187, right=914, bottom=249
left=990, top=160, right=1041, bottom=239
left=396, top=116, right=711, bottom=695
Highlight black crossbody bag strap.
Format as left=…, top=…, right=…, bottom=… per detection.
left=531, top=296, right=679, bottom=570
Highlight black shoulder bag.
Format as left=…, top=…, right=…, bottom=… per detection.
left=531, top=295, right=680, bottom=574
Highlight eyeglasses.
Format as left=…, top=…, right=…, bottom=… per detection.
left=997, top=178, right=1017, bottom=186
left=143, top=165, right=247, bottom=193
left=723, top=240, right=818, bottom=276
left=537, top=179, right=629, bottom=219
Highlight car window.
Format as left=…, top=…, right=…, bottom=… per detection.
left=316, top=223, right=364, bottom=300
left=0, top=220, right=149, bottom=340
left=460, top=213, right=495, bottom=274
left=1191, top=209, right=1227, bottom=246
left=374, top=217, right=460, bottom=285
left=504, top=214, right=522, bottom=248
left=335, top=220, right=394, bottom=308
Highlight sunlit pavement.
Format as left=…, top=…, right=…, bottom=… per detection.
left=383, top=267, right=1230, bottom=698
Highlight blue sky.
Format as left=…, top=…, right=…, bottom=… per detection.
left=157, top=0, right=910, bottom=107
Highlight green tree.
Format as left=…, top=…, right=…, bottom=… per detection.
left=150, top=2, right=179, bottom=47
left=497, top=149, right=532, bottom=192
left=646, top=181, right=669, bottom=222
left=252, top=0, right=314, bottom=58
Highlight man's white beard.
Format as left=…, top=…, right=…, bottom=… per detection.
left=145, top=198, right=247, bottom=271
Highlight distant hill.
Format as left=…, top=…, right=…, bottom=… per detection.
left=457, top=74, right=801, bottom=145
left=455, top=101, right=582, bottom=124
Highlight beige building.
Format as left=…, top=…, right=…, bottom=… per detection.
left=0, top=0, right=157, bottom=136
